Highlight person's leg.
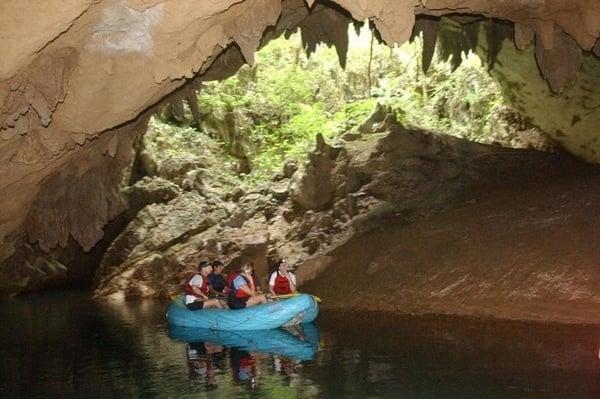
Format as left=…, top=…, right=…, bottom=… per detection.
left=186, top=301, right=204, bottom=311
left=228, top=297, right=248, bottom=309
left=246, top=294, right=267, bottom=307
left=203, top=299, right=225, bottom=309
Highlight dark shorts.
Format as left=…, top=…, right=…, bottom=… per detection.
left=228, top=297, right=248, bottom=309
left=186, top=301, right=204, bottom=311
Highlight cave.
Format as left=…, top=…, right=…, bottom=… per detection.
left=1, top=1, right=600, bottom=395
left=3, top=0, right=600, bottom=315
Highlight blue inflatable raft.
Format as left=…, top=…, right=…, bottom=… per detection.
left=169, top=323, right=319, bottom=360
left=166, top=294, right=319, bottom=330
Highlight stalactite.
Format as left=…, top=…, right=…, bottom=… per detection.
left=514, top=23, right=534, bottom=50
left=534, top=26, right=582, bottom=94
left=437, top=17, right=480, bottom=71
left=593, top=38, right=600, bottom=57
left=412, top=16, right=440, bottom=74
left=486, top=19, right=513, bottom=71
left=299, top=4, right=351, bottom=68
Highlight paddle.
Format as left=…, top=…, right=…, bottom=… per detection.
left=169, top=292, right=227, bottom=302
left=269, top=292, right=322, bottom=303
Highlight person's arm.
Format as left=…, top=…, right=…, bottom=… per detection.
left=190, top=276, right=208, bottom=300
left=238, top=273, right=257, bottom=296
left=269, top=272, right=277, bottom=296
left=237, top=284, right=255, bottom=296
left=288, top=272, right=296, bottom=293
left=252, top=274, right=262, bottom=294
left=248, top=274, right=257, bottom=296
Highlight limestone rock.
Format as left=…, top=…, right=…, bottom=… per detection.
left=94, top=191, right=216, bottom=288
left=269, top=179, right=291, bottom=201
left=357, top=102, right=390, bottom=134
left=128, top=176, right=180, bottom=211
left=156, top=156, right=204, bottom=186
left=342, top=131, right=361, bottom=141
left=283, top=159, right=299, bottom=178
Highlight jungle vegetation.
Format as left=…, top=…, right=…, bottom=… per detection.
left=154, top=23, right=535, bottom=184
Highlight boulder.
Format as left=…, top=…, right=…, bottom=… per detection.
left=269, top=179, right=290, bottom=201
left=357, top=102, right=391, bottom=134
left=156, top=155, right=204, bottom=186
left=342, top=131, right=362, bottom=141
left=128, top=176, right=180, bottom=211
left=283, top=159, right=299, bottom=178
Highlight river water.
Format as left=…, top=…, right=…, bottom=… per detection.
left=1, top=291, right=598, bottom=398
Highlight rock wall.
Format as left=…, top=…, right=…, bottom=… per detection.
left=3, top=0, right=600, bottom=294
left=93, top=112, right=572, bottom=302
left=304, top=162, right=600, bottom=324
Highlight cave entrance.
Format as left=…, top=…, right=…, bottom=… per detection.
left=153, top=16, right=556, bottom=186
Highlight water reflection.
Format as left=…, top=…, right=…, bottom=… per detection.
left=170, top=324, right=319, bottom=360
left=170, top=323, right=319, bottom=391
left=185, top=341, right=223, bottom=389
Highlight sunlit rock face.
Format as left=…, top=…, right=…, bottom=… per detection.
left=1, top=0, right=600, bottom=295
left=485, top=39, right=600, bottom=163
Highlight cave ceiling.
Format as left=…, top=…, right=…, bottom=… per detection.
left=1, top=0, right=600, bottom=261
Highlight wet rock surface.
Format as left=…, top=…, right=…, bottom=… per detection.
left=304, top=167, right=600, bottom=324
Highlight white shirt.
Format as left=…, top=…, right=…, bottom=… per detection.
left=269, top=271, right=296, bottom=287
left=185, top=274, right=204, bottom=304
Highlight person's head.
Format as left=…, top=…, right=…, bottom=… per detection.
left=275, top=259, right=289, bottom=273
left=240, top=262, right=254, bottom=277
left=198, top=260, right=213, bottom=276
left=211, top=260, right=224, bottom=274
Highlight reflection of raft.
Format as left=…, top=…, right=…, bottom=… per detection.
left=166, top=294, right=319, bottom=330
left=169, top=323, right=319, bottom=360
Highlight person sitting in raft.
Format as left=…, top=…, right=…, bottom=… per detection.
left=269, top=259, right=297, bottom=296
left=226, top=264, right=261, bottom=294
left=228, top=262, right=268, bottom=309
left=208, top=260, right=227, bottom=296
left=185, top=261, right=226, bottom=310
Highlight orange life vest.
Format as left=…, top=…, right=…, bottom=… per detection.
left=272, top=272, right=293, bottom=295
left=184, top=274, right=209, bottom=297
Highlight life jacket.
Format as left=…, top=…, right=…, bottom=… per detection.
left=226, top=272, right=238, bottom=293
left=228, top=273, right=252, bottom=299
left=271, top=271, right=293, bottom=295
left=184, top=273, right=209, bottom=297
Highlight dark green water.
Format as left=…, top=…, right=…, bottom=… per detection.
left=1, top=291, right=599, bottom=398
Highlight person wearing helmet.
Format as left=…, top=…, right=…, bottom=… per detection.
left=184, top=261, right=226, bottom=310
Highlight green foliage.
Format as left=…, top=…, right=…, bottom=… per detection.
left=198, top=34, right=353, bottom=183
left=187, top=25, right=530, bottom=185
left=147, top=117, right=204, bottom=155
left=333, top=99, right=377, bottom=133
